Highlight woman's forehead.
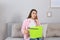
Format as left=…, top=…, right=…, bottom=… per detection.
left=32, top=11, right=37, bottom=13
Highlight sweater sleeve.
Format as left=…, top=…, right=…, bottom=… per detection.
left=21, top=19, right=28, bottom=34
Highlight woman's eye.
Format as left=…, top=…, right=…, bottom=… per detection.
left=33, top=13, right=35, bottom=14
left=33, top=13, right=36, bottom=14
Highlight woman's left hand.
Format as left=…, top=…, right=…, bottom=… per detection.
left=35, top=19, right=40, bottom=26
left=35, top=19, right=39, bottom=22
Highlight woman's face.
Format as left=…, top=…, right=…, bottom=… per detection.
left=31, top=11, right=37, bottom=19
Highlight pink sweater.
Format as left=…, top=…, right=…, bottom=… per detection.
left=21, top=19, right=40, bottom=40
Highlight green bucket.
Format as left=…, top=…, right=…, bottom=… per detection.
left=29, top=26, right=43, bottom=38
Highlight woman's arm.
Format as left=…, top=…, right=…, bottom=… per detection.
left=21, top=19, right=29, bottom=34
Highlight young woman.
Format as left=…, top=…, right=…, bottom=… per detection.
left=21, top=9, right=42, bottom=40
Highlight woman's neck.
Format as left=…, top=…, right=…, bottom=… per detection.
left=31, top=18, right=35, bottom=20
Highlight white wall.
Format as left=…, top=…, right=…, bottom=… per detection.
left=0, top=0, right=50, bottom=23
left=0, top=0, right=60, bottom=24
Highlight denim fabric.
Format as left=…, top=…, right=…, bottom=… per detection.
left=30, top=38, right=42, bottom=40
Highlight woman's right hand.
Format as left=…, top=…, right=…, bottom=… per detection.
left=24, top=30, right=29, bottom=38
left=24, top=30, right=29, bottom=34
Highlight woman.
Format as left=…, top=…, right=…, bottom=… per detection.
left=21, top=9, right=42, bottom=40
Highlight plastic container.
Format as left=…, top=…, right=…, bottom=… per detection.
left=29, top=26, right=43, bottom=38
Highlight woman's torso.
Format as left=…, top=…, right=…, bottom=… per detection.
left=28, top=18, right=37, bottom=28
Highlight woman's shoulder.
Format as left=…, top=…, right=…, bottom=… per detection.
left=23, top=18, right=31, bottom=22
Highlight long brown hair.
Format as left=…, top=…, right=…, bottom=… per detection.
left=27, top=9, right=38, bottom=19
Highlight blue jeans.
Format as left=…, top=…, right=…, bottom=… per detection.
left=30, top=38, right=42, bottom=40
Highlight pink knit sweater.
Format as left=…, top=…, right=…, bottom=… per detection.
left=21, top=19, right=40, bottom=40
